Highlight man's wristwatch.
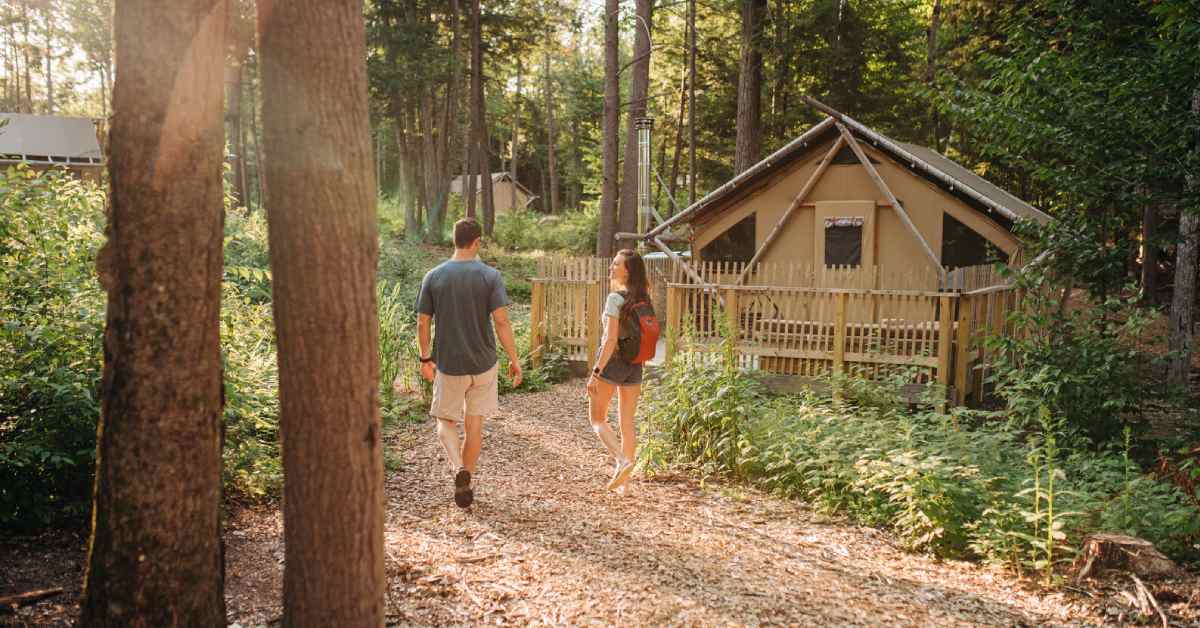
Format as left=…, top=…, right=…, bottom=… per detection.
left=592, top=366, right=601, bottom=376
left=419, top=355, right=434, bottom=364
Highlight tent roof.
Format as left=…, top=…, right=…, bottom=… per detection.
left=0, top=113, right=104, bottom=165
left=449, top=172, right=534, bottom=197
left=655, top=106, right=1049, bottom=237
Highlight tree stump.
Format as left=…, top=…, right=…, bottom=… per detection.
left=1072, top=533, right=1181, bottom=583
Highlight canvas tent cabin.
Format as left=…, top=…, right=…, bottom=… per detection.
left=0, top=113, right=104, bottom=182
left=449, top=172, right=537, bottom=215
left=663, top=107, right=1050, bottom=290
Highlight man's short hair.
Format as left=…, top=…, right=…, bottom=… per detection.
left=453, top=218, right=483, bottom=249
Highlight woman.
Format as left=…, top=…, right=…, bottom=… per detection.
left=586, top=249, right=652, bottom=494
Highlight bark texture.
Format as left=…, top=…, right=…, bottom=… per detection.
left=734, top=0, right=766, bottom=174
left=256, top=0, right=385, bottom=625
left=80, top=0, right=228, bottom=625
left=597, top=0, right=619, bottom=256
left=618, top=0, right=653, bottom=247
left=1167, top=89, right=1200, bottom=388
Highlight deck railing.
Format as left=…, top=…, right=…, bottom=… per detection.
left=529, top=257, right=1018, bottom=405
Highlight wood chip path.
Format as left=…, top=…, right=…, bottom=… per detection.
left=7, top=381, right=1195, bottom=626
left=224, top=381, right=1115, bottom=627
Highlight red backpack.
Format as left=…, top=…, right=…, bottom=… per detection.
left=617, top=292, right=660, bottom=365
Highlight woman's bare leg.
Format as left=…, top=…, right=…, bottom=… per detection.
left=587, top=378, right=620, bottom=458
left=616, top=384, right=640, bottom=463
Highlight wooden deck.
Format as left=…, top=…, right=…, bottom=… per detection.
left=529, top=257, right=1019, bottom=406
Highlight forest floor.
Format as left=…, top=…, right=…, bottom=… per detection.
left=3, top=379, right=1199, bottom=627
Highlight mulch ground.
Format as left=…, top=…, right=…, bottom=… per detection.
left=3, top=380, right=1198, bottom=627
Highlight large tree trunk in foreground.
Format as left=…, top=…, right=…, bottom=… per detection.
left=597, top=0, right=619, bottom=256
left=1168, top=89, right=1200, bottom=389
left=80, top=0, right=227, bottom=625
left=618, top=0, right=652, bottom=249
left=257, top=0, right=385, bottom=625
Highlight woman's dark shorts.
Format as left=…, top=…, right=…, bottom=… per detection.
left=595, top=349, right=643, bottom=387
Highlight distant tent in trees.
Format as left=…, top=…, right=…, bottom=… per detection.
left=450, top=172, right=538, bottom=215
left=0, top=113, right=104, bottom=180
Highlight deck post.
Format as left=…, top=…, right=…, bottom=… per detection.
left=833, top=292, right=848, bottom=377
left=954, top=294, right=973, bottom=406
left=723, top=287, right=740, bottom=343
left=666, top=284, right=682, bottom=363
left=530, top=280, right=546, bottom=368
left=937, top=295, right=954, bottom=391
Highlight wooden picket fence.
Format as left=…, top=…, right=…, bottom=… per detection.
left=529, top=256, right=1019, bottom=405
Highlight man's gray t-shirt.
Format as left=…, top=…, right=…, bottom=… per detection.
left=416, top=260, right=509, bottom=376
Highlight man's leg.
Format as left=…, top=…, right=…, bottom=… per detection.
left=461, top=414, right=483, bottom=473
left=436, top=418, right=463, bottom=471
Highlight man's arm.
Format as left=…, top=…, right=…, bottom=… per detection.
left=491, top=306, right=522, bottom=386
left=417, top=313, right=434, bottom=381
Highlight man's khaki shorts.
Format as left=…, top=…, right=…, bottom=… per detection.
left=430, top=363, right=500, bottom=423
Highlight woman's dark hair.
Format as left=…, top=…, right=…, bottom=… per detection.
left=616, top=249, right=651, bottom=316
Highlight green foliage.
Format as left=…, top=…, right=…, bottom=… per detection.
left=642, top=327, right=1200, bottom=574
left=493, top=209, right=600, bottom=256
left=0, top=166, right=105, bottom=530
left=987, top=261, right=1159, bottom=445
left=219, top=282, right=282, bottom=499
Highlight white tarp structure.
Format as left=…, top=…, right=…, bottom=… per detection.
left=0, top=113, right=104, bottom=166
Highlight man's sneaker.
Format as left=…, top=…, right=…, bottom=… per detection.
left=454, top=468, right=473, bottom=508
left=607, top=458, right=634, bottom=491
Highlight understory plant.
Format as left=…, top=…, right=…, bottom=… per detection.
left=641, top=312, right=1200, bottom=576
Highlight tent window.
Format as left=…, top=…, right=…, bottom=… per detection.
left=701, top=214, right=756, bottom=263
left=941, top=213, right=1003, bottom=269
left=824, top=216, right=863, bottom=266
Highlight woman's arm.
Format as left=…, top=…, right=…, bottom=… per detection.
left=593, top=314, right=621, bottom=373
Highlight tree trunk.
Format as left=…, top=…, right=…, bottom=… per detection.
left=544, top=36, right=559, bottom=214
left=734, top=0, right=766, bottom=174
left=470, top=0, right=495, bottom=233
left=21, top=4, right=32, bottom=113
left=80, top=0, right=227, bottom=624
left=597, top=0, right=619, bottom=256
left=667, top=67, right=687, bottom=214
left=429, top=0, right=462, bottom=241
left=42, top=6, right=52, bottom=114
left=511, top=57, right=520, bottom=213
left=770, top=0, right=789, bottom=139
left=225, top=62, right=248, bottom=209
left=687, top=0, right=697, bottom=205
left=617, top=0, right=652, bottom=250
left=249, top=56, right=264, bottom=209
left=925, top=0, right=943, bottom=150
left=257, top=0, right=385, bottom=625
left=1142, top=203, right=1159, bottom=304
left=1167, top=89, right=1200, bottom=388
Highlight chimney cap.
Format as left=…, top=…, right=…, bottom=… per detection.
left=635, top=117, right=655, bottom=129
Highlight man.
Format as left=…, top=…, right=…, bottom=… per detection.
left=416, top=218, right=522, bottom=508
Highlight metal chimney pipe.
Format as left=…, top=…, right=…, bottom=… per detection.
left=636, top=117, right=654, bottom=247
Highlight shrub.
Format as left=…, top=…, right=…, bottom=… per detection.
left=986, top=273, right=1156, bottom=446
left=641, top=327, right=1200, bottom=574
left=0, top=166, right=106, bottom=530
left=493, top=208, right=599, bottom=255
